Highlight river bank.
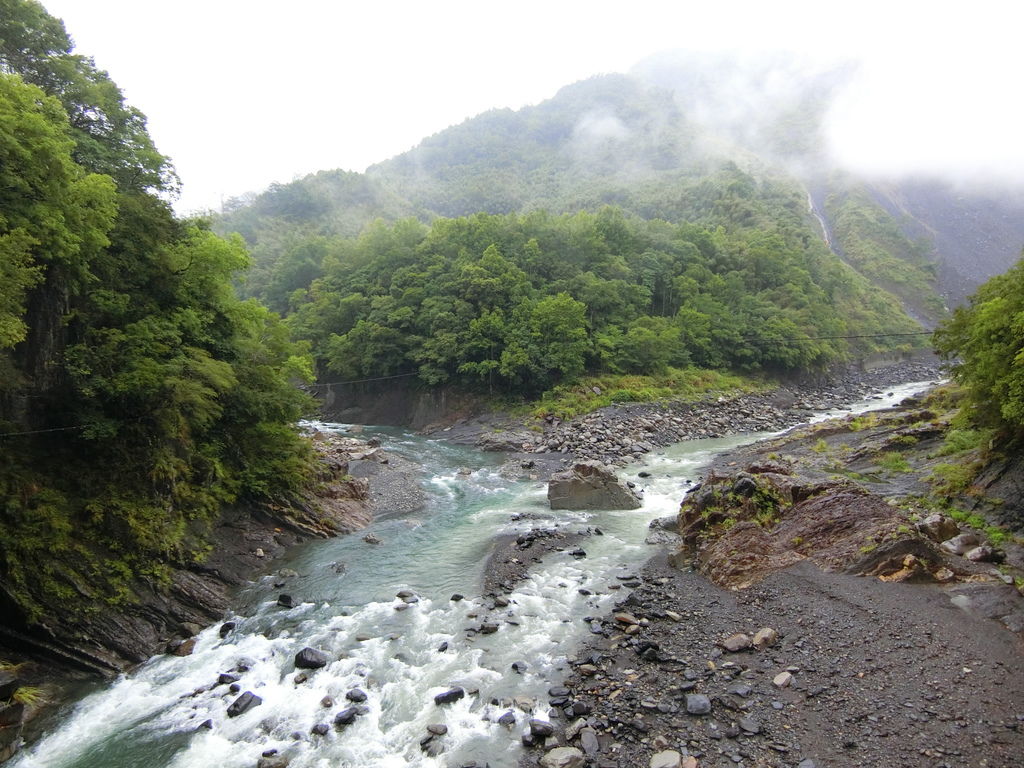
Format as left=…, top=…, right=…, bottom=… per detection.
left=0, top=433, right=421, bottom=762
left=431, top=360, right=941, bottom=473
left=519, top=388, right=1024, bottom=768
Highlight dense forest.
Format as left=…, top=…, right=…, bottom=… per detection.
left=0, top=0, right=316, bottom=618
left=936, top=252, right=1024, bottom=441
left=283, top=201, right=920, bottom=396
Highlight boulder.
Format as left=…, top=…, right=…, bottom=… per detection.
left=0, top=672, right=23, bottom=701
left=530, top=719, right=555, bottom=737
left=547, top=461, right=642, bottom=510
left=650, top=751, right=683, bottom=768
left=941, top=533, right=980, bottom=556
left=294, top=647, right=328, bottom=669
left=226, top=691, right=262, bottom=718
left=540, top=747, right=586, bottom=768
left=752, top=627, right=779, bottom=648
left=333, top=707, right=359, bottom=726
left=721, top=633, right=752, bottom=652
left=434, top=687, right=465, bottom=705
left=169, top=637, right=197, bottom=656
left=916, top=513, right=959, bottom=542
left=0, top=702, right=26, bottom=728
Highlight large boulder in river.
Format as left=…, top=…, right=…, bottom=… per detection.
left=548, top=461, right=642, bottom=510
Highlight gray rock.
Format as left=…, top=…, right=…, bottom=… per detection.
left=685, top=693, right=712, bottom=715
left=966, top=545, right=997, bottom=562
left=721, top=633, right=752, bottom=652
left=427, top=723, right=448, bottom=735
left=294, top=647, right=328, bottom=669
left=752, top=627, right=778, bottom=648
left=539, top=746, right=585, bottom=768
left=580, top=727, right=600, bottom=756
left=739, top=716, right=761, bottom=734
left=941, top=532, right=980, bottom=555
left=256, top=757, right=289, bottom=768
left=226, top=691, right=262, bottom=718
left=547, top=461, right=643, bottom=510
left=917, top=513, right=959, bottom=542
left=434, top=687, right=465, bottom=705
left=0, top=672, right=23, bottom=701
left=333, top=707, right=359, bottom=726
left=530, top=719, right=555, bottom=737
left=311, top=723, right=329, bottom=736
left=345, top=688, right=367, bottom=702
left=650, top=750, right=683, bottom=768
left=497, top=711, right=516, bottom=727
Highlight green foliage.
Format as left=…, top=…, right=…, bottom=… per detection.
left=0, top=2, right=318, bottom=621
left=927, top=462, right=979, bottom=496
left=875, top=451, right=911, bottom=473
left=825, top=180, right=945, bottom=323
left=275, top=205, right=920, bottom=396
left=0, top=0, right=176, bottom=193
left=936, top=426, right=993, bottom=456
left=11, top=685, right=45, bottom=707
left=530, top=367, right=760, bottom=419
left=934, top=254, right=1024, bottom=437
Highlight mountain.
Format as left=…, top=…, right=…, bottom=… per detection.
left=215, top=53, right=1024, bottom=391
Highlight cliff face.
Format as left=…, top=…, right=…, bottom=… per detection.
left=867, top=180, right=1024, bottom=307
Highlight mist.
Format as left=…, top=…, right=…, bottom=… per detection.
left=37, top=0, right=1024, bottom=210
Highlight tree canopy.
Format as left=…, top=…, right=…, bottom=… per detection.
left=0, top=1, right=315, bottom=619
left=935, top=254, right=1024, bottom=438
left=284, top=206, right=921, bottom=396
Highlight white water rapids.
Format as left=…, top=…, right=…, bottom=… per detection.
left=12, top=381, right=937, bottom=768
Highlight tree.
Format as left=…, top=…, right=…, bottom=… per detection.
left=934, top=255, right=1024, bottom=435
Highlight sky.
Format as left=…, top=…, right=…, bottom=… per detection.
left=39, top=0, right=1024, bottom=214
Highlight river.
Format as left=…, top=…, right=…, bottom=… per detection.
left=11, top=381, right=936, bottom=768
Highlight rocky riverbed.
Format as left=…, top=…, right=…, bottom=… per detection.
left=435, top=361, right=941, bottom=471
left=515, top=387, right=1024, bottom=768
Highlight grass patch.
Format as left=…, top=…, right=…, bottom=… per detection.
left=936, top=427, right=994, bottom=457
left=927, top=462, right=979, bottom=495
left=11, top=686, right=45, bottom=707
left=848, top=412, right=880, bottom=432
left=876, top=451, right=912, bottom=473
left=529, top=367, right=766, bottom=420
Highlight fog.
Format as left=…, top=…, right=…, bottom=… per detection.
left=38, top=0, right=1024, bottom=212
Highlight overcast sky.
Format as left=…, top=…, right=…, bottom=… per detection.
left=39, top=0, right=1024, bottom=213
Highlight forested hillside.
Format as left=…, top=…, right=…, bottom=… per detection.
left=219, top=55, right=1024, bottom=339
left=287, top=204, right=919, bottom=396
left=0, top=1, right=316, bottom=622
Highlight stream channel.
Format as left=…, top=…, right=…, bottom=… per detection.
left=13, top=381, right=936, bottom=768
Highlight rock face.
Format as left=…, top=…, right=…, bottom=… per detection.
left=548, top=461, right=642, bottom=510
